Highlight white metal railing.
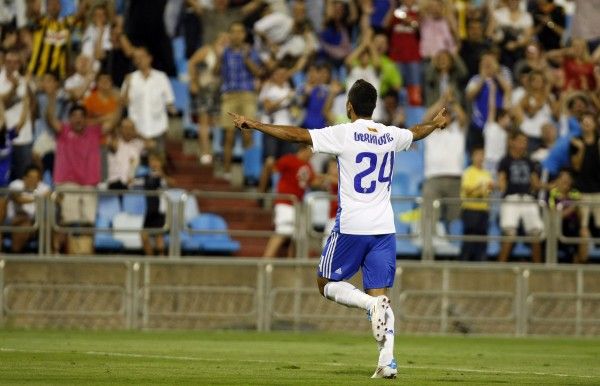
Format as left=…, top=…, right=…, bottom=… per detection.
left=3, top=188, right=600, bottom=262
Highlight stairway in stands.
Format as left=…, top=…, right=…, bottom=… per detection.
left=166, top=140, right=272, bottom=257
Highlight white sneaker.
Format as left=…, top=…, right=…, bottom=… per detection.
left=200, top=154, right=213, bottom=165
left=371, top=359, right=398, bottom=379
left=370, top=296, right=390, bottom=342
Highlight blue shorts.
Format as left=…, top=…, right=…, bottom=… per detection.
left=318, top=232, right=396, bottom=290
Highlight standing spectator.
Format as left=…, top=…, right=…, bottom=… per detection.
left=461, top=146, right=493, bottom=261
left=8, top=165, right=50, bottom=253
left=0, top=94, right=30, bottom=248
left=570, top=112, right=600, bottom=252
left=372, top=32, right=402, bottom=97
left=83, top=72, right=120, bottom=121
left=81, top=2, right=112, bottom=60
left=498, top=131, right=544, bottom=263
left=64, top=54, right=97, bottom=103
left=46, top=96, right=116, bottom=254
left=483, top=81, right=511, bottom=175
left=465, top=53, right=512, bottom=151
left=488, top=0, right=534, bottom=69
left=27, top=0, right=90, bottom=79
left=0, top=48, right=33, bottom=180
left=459, top=18, right=492, bottom=79
left=542, top=94, right=589, bottom=179
left=300, top=62, right=331, bottom=130
left=424, top=50, right=468, bottom=107
left=264, top=144, right=315, bottom=258
left=218, top=22, right=264, bottom=180
left=98, top=16, right=134, bottom=87
left=318, top=0, right=356, bottom=75
left=122, top=47, right=176, bottom=152
left=135, top=151, right=169, bottom=256
left=512, top=70, right=558, bottom=151
left=344, top=29, right=381, bottom=107
left=106, top=118, right=146, bottom=190
left=548, top=169, right=586, bottom=263
left=257, top=63, right=300, bottom=195
left=419, top=0, right=457, bottom=60
left=531, top=0, right=566, bottom=51
left=186, top=0, right=262, bottom=46
left=422, top=90, right=467, bottom=229
left=386, top=0, right=422, bottom=105
left=124, top=0, right=176, bottom=76
left=547, top=39, right=596, bottom=92
left=188, top=33, right=228, bottom=165
left=380, top=91, right=406, bottom=128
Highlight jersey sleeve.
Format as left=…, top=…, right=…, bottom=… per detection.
left=309, top=124, right=348, bottom=155
left=393, top=127, right=413, bottom=152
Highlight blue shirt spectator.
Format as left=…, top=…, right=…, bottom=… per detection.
left=302, top=85, right=329, bottom=129
left=221, top=47, right=261, bottom=93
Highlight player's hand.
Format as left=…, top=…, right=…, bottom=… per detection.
left=228, top=112, right=251, bottom=130
left=432, top=107, right=451, bottom=129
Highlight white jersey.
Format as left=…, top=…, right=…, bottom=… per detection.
left=309, top=119, right=413, bottom=235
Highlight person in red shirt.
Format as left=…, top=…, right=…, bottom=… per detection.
left=547, top=38, right=596, bottom=91
left=46, top=93, right=118, bottom=253
left=264, top=145, right=316, bottom=258
left=385, top=0, right=422, bottom=105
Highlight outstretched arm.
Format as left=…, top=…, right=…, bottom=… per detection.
left=229, top=112, right=312, bottom=145
left=409, top=107, right=451, bottom=141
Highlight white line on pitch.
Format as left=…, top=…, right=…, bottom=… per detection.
left=1, top=347, right=597, bottom=379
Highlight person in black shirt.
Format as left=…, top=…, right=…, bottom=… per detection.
left=530, top=0, right=566, bottom=51
left=498, top=131, right=544, bottom=262
left=133, top=152, right=169, bottom=256
left=570, top=112, right=600, bottom=248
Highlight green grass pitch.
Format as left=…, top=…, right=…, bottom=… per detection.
left=0, top=329, right=598, bottom=385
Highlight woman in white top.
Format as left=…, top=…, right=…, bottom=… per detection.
left=188, top=33, right=228, bottom=165
left=512, top=70, right=559, bottom=152
left=81, top=3, right=112, bottom=61
left=487, top=0, right=534, bottom=68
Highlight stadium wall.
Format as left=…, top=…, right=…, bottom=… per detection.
left=1, top=256, right=599, bottom=336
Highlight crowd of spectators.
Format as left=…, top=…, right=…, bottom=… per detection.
left=0, top=0, right=598, bottom=263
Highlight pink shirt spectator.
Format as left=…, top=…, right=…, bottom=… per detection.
left=54, top=123, right=102, bottom=186
left=419, top=17, right=456, bottom=59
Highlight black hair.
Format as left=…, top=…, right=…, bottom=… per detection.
left=471, top=145, right=484, bottom=154
left=24, top=164, right=42, bottom=176
left=69, top=104, right=86, bottom=116
left=348, top=79, right=377, bottom=118
left=497, top=108, right=510, bottom=119
left=382, top=90, right=399, bottom=103
left=567, top=94, right=588, bottom=110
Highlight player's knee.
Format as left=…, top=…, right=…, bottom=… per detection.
left=317, top=277, right=329, bottom=297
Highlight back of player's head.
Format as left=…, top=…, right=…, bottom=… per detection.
left=348, top=79, right=377, bottom=118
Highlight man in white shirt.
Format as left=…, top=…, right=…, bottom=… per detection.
left=0, top=48, right=33, bottom=180
left=122, top=47, right=176, bottom=152
left=8, top=165, right=50, bottom=252
left=422, top=91, right=467, bottom=226
left=230, top=79, right=449, bottom=379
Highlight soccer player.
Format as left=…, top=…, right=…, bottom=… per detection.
left=229, top=79, right=450, bottom=379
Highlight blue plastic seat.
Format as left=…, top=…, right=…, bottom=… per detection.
left=93, top=216, right=124, bottom=251
left=97, top=195, right=121, bottom=222
left=122, top=194, right=146, bottom=216
left=182, top=213, right=240, bottom=255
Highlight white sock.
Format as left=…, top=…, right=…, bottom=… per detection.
left=323, top=281, right=375, bottom=310
left=378, top=306, right=395, bottom=366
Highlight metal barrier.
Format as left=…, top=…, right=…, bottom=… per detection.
left=2, top=188, right=600, bottom=262
left=1, top=256, right=599, bottom=336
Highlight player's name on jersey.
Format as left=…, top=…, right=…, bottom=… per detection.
left=353, top=131, right=394, bottom=145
